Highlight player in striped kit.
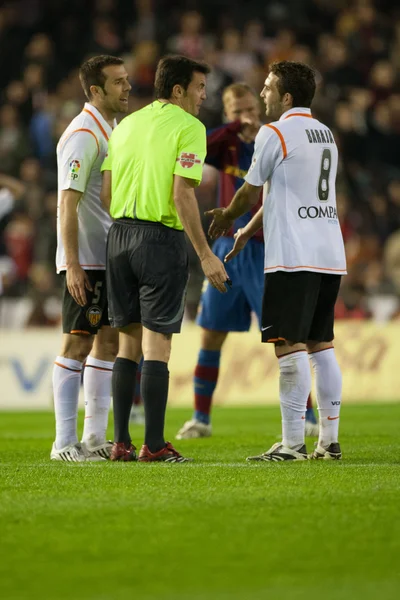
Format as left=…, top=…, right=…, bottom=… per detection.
left=51, top=56, right=131, bottom=462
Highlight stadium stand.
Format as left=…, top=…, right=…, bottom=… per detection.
left=0, top=0, right=400, bottom=326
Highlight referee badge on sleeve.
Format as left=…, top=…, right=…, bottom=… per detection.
left=177, top=152, right=201, bottom=169
left=69, top=159, right=81, bottom=181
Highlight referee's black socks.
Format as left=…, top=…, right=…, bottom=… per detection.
left=112, top=358, right=138, bottom=445
left=141, top=360, right=169, bottom=453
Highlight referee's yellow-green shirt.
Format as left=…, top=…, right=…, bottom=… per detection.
left=101, top=100, right=206, bottom=230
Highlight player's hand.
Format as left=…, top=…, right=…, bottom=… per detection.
left=205, top=208, right=234, bottom=240
left=240, top=117, right=261, bottom=143
left=66, top=264, right=93, bottom=307
left=224, top=228, right=250, bottom=263
left=201, top=252, right=229, bottom=294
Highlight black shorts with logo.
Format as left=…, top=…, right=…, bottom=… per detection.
left=106, top=219, right=189, bottom=334
left=61, top=270, right=110, bottom=335
left=261, top=271, right=342, bottom=344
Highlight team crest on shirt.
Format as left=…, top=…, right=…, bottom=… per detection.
left=177, top=152, right=201, bottom=169
left=86, top=305, right=102, bottom=327
left=69, top=159, right=81, bottom=180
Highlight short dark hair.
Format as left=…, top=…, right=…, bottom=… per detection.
left=79, top=55, right=124, bottom=100
left=269, top=61, right=316, bottom=108
left=154, top=55, right=210, bottom=99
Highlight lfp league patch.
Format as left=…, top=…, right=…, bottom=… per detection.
left=69, top=159, right=81, bottom=181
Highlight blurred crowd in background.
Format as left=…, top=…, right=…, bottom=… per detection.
left=0, top=0, right=400, bottom=327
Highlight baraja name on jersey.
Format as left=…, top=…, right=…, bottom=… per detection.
left=305, top=128, right=335, bottom=144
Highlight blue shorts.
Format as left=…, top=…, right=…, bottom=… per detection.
left=197, top=237, right=264, bottom=332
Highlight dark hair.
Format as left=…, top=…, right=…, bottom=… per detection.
left=154, top=55, right=210, bottom=99
left=79, top=55, right=124, bottom=100
left=269, top=61, right=316, bottom=108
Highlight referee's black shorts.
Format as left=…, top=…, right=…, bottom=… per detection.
left=261, top=271, right=342, bottom=344
left=106, top=219, right=189, bottom=334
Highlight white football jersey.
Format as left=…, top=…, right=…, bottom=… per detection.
left=56, top=103, right=115, bottom=273
left=245, top=107, right=347, bottom=275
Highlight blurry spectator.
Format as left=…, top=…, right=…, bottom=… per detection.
left=335, top=283, right=370, bottom=320
left=129, top=40, right=159, bottom=98
left=323, top=38, right=364, bottom=98
left=87, top=17, right=122, bottom=55
left=242, top=19, right=271, bottom=57
left=30, top=93, right=59, bottom=162
left=369, top=60, right=396, bottom=103
left=3, top=80, right=32, bottom=125
left=0, top=104, right=31, bottom=176
left=266, top=28, right=296, bottom=64
left=126, top=0, right=157, bottom=44
left=384, top=230, right=400, bottom=297
left=199, top=45, right=233, bottom=128
left=25, top=262, right=61, bottom=327
left=218, top=29, right=256, bottom=81
left=3, top=213, right=34, bottom=289
left=167, top=11, right=211, bottom=59
left=19, top=157, right=46, bottom=220
left=34, top=190, right=58, bottom=266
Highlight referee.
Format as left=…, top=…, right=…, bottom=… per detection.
left=101, top=55, right=228, bottom=463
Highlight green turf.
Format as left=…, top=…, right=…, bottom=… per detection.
left=1, top=404, right=399, bottom=600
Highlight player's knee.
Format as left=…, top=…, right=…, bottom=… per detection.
left=142, top=333, right=172, bottom=363
left=61, top=334, right=93, bottom=363
left=201, top=329, right=227, bottom=351
left=99, top=339, right=119, bottom=361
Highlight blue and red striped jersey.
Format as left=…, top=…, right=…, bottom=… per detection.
left=206, top=121, right=263, bottom=242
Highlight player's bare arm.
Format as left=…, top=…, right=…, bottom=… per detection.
left=173, top=174, right=228, bottom=294
left=224, top=206, right=264, bottom=263
left=100, top=169, right=112, bottom=214
left=60, top=188, right=93, bottom=307
left=206, top=181, right=262, bottom=239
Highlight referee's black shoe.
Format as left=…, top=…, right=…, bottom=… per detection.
left=247, top=442, right=308, bottom=462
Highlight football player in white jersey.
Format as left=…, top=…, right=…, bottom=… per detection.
left=207, top=61, right=346, bottom=462
left=51, top=55, right=131, bottom=462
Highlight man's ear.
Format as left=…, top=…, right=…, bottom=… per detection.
left=283, top=92, right=293, bottom=108
left=171, top=84, right=184, bottom=99
left=89, top=84, right=103, bottom=100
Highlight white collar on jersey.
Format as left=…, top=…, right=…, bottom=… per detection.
left=279, top=107, right=312, bottom=121
left=83, top=102, right=116, bottom=138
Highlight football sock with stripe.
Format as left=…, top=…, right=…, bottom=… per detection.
left=82, top=356, right=113, bottom=446
left=112, top=358, right=138, bottom=445
left=141, top=360, right=169, bottom=453
left=53, top=356, right=83, bottom=449
left=306, top=393, right=317, bottom=423
left=309, top=348, right=342, bottom=446
left=278, top=351, right=312, bottom=449
left=193, top=349, right=221, bottom=425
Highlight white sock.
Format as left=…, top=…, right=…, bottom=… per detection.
left=53, top=356, right=83, bottom=449
left=81, top=355, right=113, bottom=445
left=309, top=348, right=342, bottom=447
left=279, top=351, right=312, bottom=449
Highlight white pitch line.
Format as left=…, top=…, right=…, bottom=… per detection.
left=0, top=462, right=399, bottom=468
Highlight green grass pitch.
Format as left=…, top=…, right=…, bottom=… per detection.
left=1, top=404, right=399, bottom=600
